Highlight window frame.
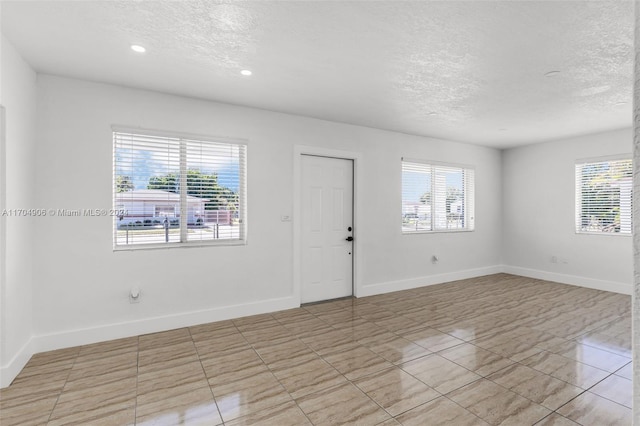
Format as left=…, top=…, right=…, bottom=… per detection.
left=401, top=158, right=475, bottom=234
left=112, top=127, right=248, bottom=250
left=575, top=155, right=632, bottom=237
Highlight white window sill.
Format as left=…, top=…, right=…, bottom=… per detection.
left=575, top=231, right=632, bottom=237
left=113, top=240, right=247, bottom=251
left=402, top=229, right=475, bottom=235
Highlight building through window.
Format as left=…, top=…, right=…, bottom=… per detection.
left=113, top=130, right=247, bottom=247
left=575, top=157, right=632, bottom=235
left=401, top=159, right=475, bottom=233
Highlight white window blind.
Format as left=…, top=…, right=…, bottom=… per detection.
left=575, top=158, right=632, bottom=235
left=401, top=160, right=475, bottom=233
left=113, top=130, right=246, bottom=247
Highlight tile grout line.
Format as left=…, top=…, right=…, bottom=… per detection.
left=44, top=348, right=81, bottom=424
left=279, top=305, right=411, bottom=423
left=234, top=315, right=318, bottom=425
left=451, top=342, right=631, bottom=422
left=266, top=337, right=332, bottom=425
left=300, top=297, right=550, bottom=423
left=272, top=309, right=393, bottom=424
left=384, top=319, right=627, bottom=422
left=303, top=304, right=453, bottom=422
left=191, top=322, right=243, bottom=426
left=133, top=336, right=140, bottom=425
left=4, top=275, right=630, bottom=425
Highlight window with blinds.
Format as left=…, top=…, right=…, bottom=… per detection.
left=113, top=130, right=247, bottom=248
left=575, top=157, right=632, bottom=235
left=401, top=159, right=475, bottom=233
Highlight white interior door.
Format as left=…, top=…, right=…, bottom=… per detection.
left=301, top=155, right=354, bottom=303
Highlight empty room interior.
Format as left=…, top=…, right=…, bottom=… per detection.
left=0, top=1, right=636, bottom=425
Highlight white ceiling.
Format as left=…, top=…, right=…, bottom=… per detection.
left=1, top=1, right=633, bottom=149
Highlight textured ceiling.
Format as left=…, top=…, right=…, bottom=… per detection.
left=0, top=1, right=634, bottom=148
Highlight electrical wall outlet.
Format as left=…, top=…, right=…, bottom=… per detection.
left=129, top=286, right=141, bottom=304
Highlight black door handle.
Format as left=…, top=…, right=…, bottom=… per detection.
left=345, top=236, right=353, bottom=241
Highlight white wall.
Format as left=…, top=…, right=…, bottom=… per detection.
left=3, top=67, right=631, bottom=390
left=502, top=128, right=633, bottom=294
left=3, top=69, right=632, bottom=389
left=358, top=134, right=502, bottom=295
left=30, top=75, right=502, bottom=355
left=0, top=35, right=37, bottom=387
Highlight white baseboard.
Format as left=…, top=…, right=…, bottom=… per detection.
left=2, top=265, right=629, bottom=388
left=34, top=296, right=299, bottom=354
left=1, top=295, right=298, bottom=388
left=1, top=337, right=34, bottom=388
left=358, top=265, right=504, bottom=297
left=501, top=265, right=631, bottom=295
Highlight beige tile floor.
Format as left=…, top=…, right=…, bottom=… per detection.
left=0, top=273, right=632, bottom=425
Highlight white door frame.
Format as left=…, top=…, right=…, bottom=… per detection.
left=293, top=145, right=362, bottom=305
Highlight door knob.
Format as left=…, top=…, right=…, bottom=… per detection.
left=345, top=236, right=353, bottom=241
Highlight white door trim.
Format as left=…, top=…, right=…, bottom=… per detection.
left=293, top=145, right=363, bottom=305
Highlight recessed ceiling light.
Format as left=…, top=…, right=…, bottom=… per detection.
left=240, top=70, right=252, bottom=76
left=614, top=101, right=628, bottom=106
left=544, top=70, right=560, bottom=77
left=130, top=45, right=146, bottom=53
left=427, top=112, right=438, bottom=116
